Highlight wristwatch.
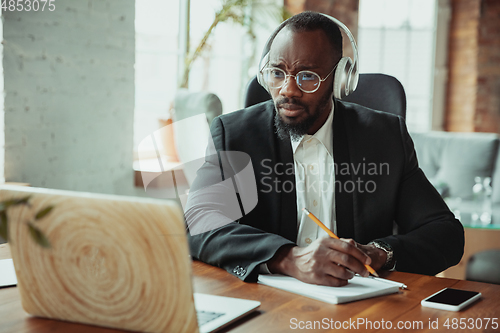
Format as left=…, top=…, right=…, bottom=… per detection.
left=369, top=240, right=396, bottom=271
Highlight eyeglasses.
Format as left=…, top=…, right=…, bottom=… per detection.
left=261, top=64, right=337, bottom=93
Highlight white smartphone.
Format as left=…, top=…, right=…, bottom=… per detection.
left=421, top=288, right=482, bottom=311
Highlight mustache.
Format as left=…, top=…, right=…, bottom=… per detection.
left=275, top=97, right=305, bottom=108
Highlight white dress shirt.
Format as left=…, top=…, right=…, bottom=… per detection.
left=260, top=105, right=336, bottom=274
left=292, top=105, right=336, bottom=247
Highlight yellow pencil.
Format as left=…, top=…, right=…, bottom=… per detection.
left=302, top=208, right=379, bottom=277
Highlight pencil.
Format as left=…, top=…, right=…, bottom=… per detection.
left=302, top=208, right=379, bottom=278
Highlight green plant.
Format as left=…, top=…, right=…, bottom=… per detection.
left=0, top=196, right=52, bottom=248
left=180, top=0, right=289, bottom=89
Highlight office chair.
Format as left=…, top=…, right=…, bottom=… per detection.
left=244, top=73, right=407, bottom=119
left=244, top=76, right=273, bottom=109
left=466, top=249, right=500, bottom=285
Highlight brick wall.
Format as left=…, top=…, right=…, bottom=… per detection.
left=3, top=1, right=136, bottom=194
left=446, top=0, right=478, bottom=132
left=475, top=0, right=500, bottom=133
left=284, top=0, right=359, bottom=59
left=446, top=0, right=500, bottom=133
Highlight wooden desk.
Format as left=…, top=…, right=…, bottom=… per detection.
left=1, top=243, right=499, bottom=333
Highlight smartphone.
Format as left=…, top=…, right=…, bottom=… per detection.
left=421, top=288, right=482, bottom=311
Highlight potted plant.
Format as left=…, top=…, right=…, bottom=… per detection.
left=179, top=0, right=288, bottom=89
left=158, top=1, right=288, bottom=164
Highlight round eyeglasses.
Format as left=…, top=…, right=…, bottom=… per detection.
left=261, top=64, right=338, bottom=93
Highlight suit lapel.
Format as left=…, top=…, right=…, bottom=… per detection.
left=333, top=102, right=356, bottom=239
left=275, top=117, right=298, bottom=242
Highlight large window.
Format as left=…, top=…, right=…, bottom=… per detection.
left=358, top=0, right=440, bottom=132
left=187, top=0, right=250, bottom=114
left=134, top=0, right=280, bottom=155
left=134, top=0, right=180, bottom=153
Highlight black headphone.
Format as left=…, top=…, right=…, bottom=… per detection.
left=257, top=13, right=359, bottom=100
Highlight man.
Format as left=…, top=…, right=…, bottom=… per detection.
left=186, top=11, right=464, bottom=287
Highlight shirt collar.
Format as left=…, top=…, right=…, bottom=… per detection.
left=291, top=103, right=335, bottom=157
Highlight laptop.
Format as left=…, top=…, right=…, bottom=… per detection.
left=0, top=185, right=260, bottom=333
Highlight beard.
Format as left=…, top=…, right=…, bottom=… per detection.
left=273, top=91, right=332, bottom=141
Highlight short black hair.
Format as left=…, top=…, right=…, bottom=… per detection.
left=264, top=11, right=343, bottom=62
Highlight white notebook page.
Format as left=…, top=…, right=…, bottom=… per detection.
left=258, top=274, right=403, bottom=304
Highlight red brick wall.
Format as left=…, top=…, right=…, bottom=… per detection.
left=446, top=0, right=479, bottom=132
left=475, top=0, right=500, bottom=133
left=446, top=0, right=500, bottom=133
left=284, top=0, right=359, bottom=59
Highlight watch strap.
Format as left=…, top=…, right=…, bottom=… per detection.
left=369, top=240, right=396, bottom=271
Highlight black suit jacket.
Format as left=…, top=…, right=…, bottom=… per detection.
left=186, top=99, right=464, bottom=282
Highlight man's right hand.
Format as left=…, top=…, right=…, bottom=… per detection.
left=266, top=237, right=372, bottom=287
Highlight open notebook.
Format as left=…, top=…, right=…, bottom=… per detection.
left=258, top=274, right=405, bottom=304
